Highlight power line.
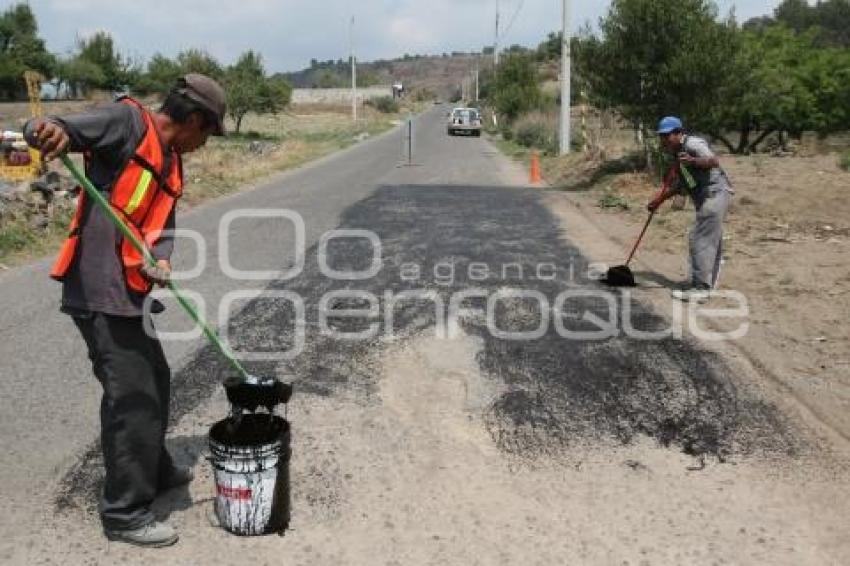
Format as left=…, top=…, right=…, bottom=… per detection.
left=501, top=0, right=526, bottom=40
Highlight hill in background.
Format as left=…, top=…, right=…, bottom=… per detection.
left=279, top=52, right=493, bottom=100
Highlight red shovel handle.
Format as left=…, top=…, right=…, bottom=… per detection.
left=625, top=211, right=654, bottom=266
left=623, top=166, right=678, bottom=266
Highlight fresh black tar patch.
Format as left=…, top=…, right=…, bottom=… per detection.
left=56, top=185, right=798, bottom=513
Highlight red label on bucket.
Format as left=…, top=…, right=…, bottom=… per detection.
left=217, top=484, right=252, bottom=500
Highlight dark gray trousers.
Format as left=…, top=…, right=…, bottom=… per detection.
left=73, top=312, right=175, bottom=530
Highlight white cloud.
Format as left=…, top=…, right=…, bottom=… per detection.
left=388, top=16, right=436, bottom=47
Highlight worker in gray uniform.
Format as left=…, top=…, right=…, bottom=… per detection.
left=25, top=74, right=226, bottom=547
left=648, top=116, right=733, bottom=302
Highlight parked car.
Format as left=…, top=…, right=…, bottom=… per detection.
left=447, top=107, right=482, bottom=137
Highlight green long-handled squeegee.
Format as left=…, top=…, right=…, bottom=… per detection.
left=60, top=154, right=291, bottom=412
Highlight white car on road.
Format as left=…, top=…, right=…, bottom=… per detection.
left=447, top=107, right=482, bottom=137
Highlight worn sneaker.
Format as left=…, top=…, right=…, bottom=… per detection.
left=672, top=288, right=711, bottom=303
left=105, top=521, right=179, bottom=547
left=159, top=465, right=194, bottom=492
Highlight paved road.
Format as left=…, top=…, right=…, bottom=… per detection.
left=1, top=106, right=843, bottom=564
left=0, top=114, right=417, bottom=553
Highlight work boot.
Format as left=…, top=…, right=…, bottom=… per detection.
left=671, top=287, right=711, bottom=303
left=105, top=521, right=179, bottom=547
left=158, top=465, right=194, bottom=492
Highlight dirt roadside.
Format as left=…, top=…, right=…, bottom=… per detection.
left=537, top=151, right=850, bottom=442
left=0, top=99, right=412, bottom=267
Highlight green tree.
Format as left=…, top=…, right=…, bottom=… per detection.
left=134, top=53, right=181, bottom=95
left=773, top=0, right=814, bottom=32
left=492, top=52, right=542, bottom=121
left=267, top=77, right=293, bottom=107
left=812, top=0, right=850, bottom=46
left=576, top=0, right=739, bottom=150
left=748, top=0, right=850, bottom=47
left=76, top=31, right=137, bottom=91
left=58, top=56, right=106, bottom=98
left=707, top=25, right=850, bottom=152
left=536, top=32, right=561, bottom=61
left=133, top=49, right=222, bottom=96
left=176, top=48, right=223, bottom=79
left=224, top=50, right=291, bottom=133
left=0, top=3, right=54, bottom=100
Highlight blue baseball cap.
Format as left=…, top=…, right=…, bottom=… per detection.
left=657, top=116, right=683, bottom=134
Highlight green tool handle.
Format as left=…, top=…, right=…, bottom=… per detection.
left=59, top=154, right=251, bottom=382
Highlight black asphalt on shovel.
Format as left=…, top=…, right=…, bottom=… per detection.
left=59, top=154, right=291, bottom=413
left=602, top=165, right=679, bottom=287
left=602, top=211, right=655, bottom=287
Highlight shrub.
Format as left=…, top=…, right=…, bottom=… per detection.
left=413, top=88, right=435, bottom=102
left=366, top=96, right=399, bottom=113
left=839, top=151, right=850, bottom=172
left=512, top=111, right=559, bottom=155
left=492, top=52, right=542, bottom=121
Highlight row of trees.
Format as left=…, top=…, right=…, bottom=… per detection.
left=133, top=48, right=291, bottom=133
left=485, top=0, right=850, bottom=154
left=746, top=0, right=850, bottom=47
left=1, top=6, right=148, bottom=98
left=574, top=0, right=850, bottom=153
left=0, top=3, right=291, bottom=133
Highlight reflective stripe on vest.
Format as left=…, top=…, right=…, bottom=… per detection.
left=124, top=169, right=153, bottom=215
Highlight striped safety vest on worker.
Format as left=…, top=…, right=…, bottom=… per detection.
left=51, top=96, right=183, bottom=294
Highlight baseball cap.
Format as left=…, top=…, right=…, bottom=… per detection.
left=177, top=74, right=227, bottom=136
left=657, top=116, right=683, bottom=135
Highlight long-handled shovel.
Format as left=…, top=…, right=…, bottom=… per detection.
left=603, top=166, right=678, bottom=287
left=60, top=154, right=291, bottom=412
left=603, top=211, right=655, bottom=287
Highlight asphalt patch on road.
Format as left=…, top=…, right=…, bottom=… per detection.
left=56, top=184, right=799, bottom=514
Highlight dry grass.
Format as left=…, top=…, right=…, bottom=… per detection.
left=0, top=209, right=72, bottom=267
left=0, top=102, right=409, bottom=265
left=180, top=105, right=400, bottom=207
left=493, top=112, right=850, bottom=256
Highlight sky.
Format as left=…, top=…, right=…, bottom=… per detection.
left=21, top=0, right=785, bottom=74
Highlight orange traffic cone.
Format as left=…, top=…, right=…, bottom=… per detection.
left=530, top=152, right=542, bottom=184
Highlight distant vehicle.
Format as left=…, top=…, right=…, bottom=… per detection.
left=447, top=107, right=481, bottom=137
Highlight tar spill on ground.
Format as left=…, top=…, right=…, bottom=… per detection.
left=56, top=184, right=799, bottom=513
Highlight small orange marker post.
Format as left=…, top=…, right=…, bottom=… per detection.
left=530, top=152, right=542, bottom=184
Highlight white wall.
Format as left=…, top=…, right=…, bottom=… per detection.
left=291, top=86, right=393, bottom=105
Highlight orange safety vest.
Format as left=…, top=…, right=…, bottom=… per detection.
left=51, top=96, right=183, bottom=294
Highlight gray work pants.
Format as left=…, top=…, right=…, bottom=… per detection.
left=73, top=312, right=175, bottom=530
left=690, top=189, right=731, bottom=289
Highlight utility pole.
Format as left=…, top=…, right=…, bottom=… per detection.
left=474, top=65, right=479, bottom=102
left=559, top=0, right=572, bottom=155
left=350, top=15, right=357, bottom=122
left=494, top=0, right=500, bottom=67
